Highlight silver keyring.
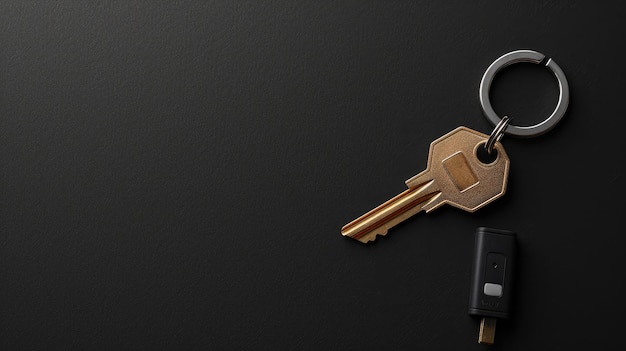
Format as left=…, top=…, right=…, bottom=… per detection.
left=479, top=50, right=569, bottom=138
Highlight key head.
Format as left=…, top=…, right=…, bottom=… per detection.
left=405, top=127, right=509, bottom=212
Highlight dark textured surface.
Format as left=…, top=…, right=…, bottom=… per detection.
left=1, top=1, right=625, bottom=350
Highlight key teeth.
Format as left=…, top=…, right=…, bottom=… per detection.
left=358, top=229, right=388, bottom=244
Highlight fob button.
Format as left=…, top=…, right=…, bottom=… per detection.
left=483, top=283, right=503, bottom=297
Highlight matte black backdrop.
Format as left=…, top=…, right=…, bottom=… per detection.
left=1, top=1, right=625, bottom=350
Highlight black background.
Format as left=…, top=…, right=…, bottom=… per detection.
left=1, top=1, right=625, bottom=350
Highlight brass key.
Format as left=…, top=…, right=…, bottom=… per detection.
left=341, top=127, right=509, bottom=243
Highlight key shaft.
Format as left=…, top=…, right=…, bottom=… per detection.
left=341, top=181, right=440, bottom=243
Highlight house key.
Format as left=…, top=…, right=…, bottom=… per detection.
left=341, top=127, right=509, bottom=243
left=341, top=49, right=569, bottom=243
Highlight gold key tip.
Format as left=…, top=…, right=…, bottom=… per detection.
left=478, top=317, right=497, bottom=345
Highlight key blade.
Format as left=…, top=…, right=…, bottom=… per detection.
left=341, top=181, right=440, bottom=243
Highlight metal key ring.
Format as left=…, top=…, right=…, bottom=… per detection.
left=479, top=49, right=570, bottom=138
